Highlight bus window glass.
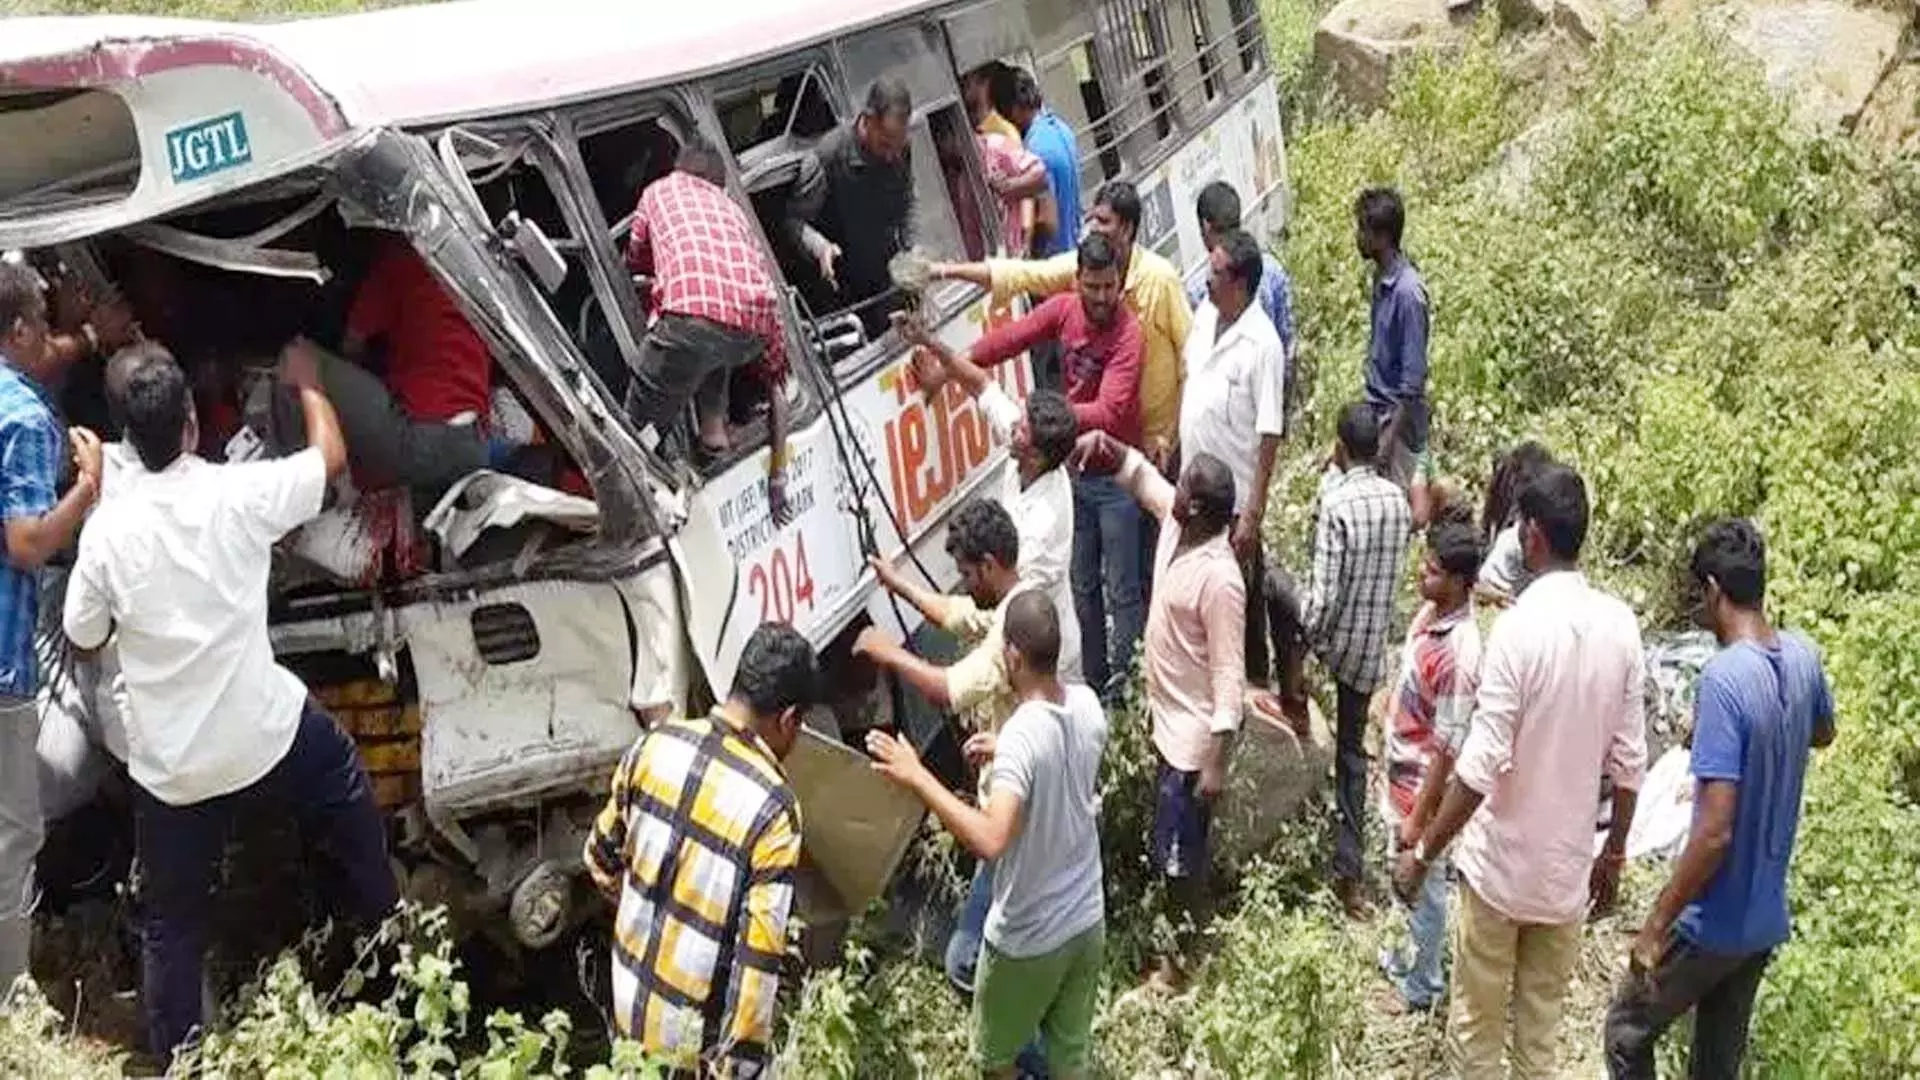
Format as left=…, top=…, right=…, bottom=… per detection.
left=719, top=67, right=845, bottom=329
left=717, top=68, right=839, bottom=155
left=902, top=106, right=973, bottom=312
left=579, top=117, right=683, bottom=238
left=836, top=22, right=957, bottom=117
left=928, top=105, right=994, bottom=262
left=471, top=160, right=631, bottom=404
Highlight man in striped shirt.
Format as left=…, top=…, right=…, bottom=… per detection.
left=584, top=623, right=822, bottom=1078
left=1268, top=402, right=1411, bottom=917
left=626, top=138, right=793, bottom=518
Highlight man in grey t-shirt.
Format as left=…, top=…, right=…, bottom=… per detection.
left=869, top=589, right=1108, bottom=1079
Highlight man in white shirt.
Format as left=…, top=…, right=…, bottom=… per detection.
left=907, top=331, right=1082, bottom=684
left=1177, top=229, right=1286, bottom=687
left=64, top=341, right=397, bottom=1061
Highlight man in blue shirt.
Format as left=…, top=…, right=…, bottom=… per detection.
left=1185, top=180, right=1296, bottom=367
left=1001, top=70, right=1082, bottom=258
left=0, top=262, right=103, bottom=998
left=1355, top=187, right=1434, bottom=527
left=1604, top=518, right=1835, bottom=1080
left=1000, top=69, right=1084, bottom=398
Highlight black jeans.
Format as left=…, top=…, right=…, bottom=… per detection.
left=311, top=347, right=490, bottom=499
left=133, top=701, right=398, bottom=1058
left=1605, top=937, right=1773, bottom=1080
left=1263, top=566, right=1369, bottom=881
left=624, top=312, right=765, bottom=457
left=1329, top=683, right=1370, bottom=882
left=1242, top=545, right=1271, bottom=688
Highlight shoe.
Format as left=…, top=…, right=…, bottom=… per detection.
left=1142, top=955, right=1183, bottom=994
left=1335, top=877, right=1374, bottom=921
left=1368, top=981, right=1433, bottom=1017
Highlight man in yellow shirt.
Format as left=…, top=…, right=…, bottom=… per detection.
left=929, top=180, right=1193, bottom=473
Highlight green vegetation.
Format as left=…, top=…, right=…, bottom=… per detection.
left=6, top=0, right=1920, bottom=1075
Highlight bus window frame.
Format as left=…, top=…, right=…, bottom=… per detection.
left=562, top=91, right=830, bottom=481
left=1050, top=0, right=1270, bottom=192
left=445, top=95, right=827, bottom=486
left=700, top=43, right=994, bottom=394
left=811, top=96, right=990, bottom=390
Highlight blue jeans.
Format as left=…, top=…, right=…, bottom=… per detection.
left=1382, top=831, right=1449, bottom=1009
left=945, top=865, right=994, bottom=992
left=1071, top=473, right=1145, bottom=700
left=945, top=866, right=1049, bottom=1077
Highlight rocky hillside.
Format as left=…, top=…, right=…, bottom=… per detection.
left=1315, top=0, right=1920, bottom=153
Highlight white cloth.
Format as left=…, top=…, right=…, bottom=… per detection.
left=984, top=685, right=1108, bottom=958
left=1478, top=522, right=1533, bottom=599
left=976, top=382, right=1082, bottom=685
left=1176, top=300, right=1287, bottom=509
left=64, top=448, right=329, bottom=806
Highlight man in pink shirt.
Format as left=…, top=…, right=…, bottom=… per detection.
left=1394, top=463, right=1647, bottom=1078
left=1072, top=427, right=1243, bottom=983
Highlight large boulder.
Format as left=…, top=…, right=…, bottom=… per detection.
left=1858, top=57, right=1920, bottom=155
left=1716, top=0, right=1912, bottom=133
left=1314, top=0, right=1475, bottom=110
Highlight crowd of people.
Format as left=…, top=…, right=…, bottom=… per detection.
left=0, top=59, right=1835, bottom=1080
left=580, top=78, right=1836, bottom=1080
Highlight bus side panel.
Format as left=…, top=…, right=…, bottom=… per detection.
left=1138, top=75, right=1289, bottom=278
left=677, top=295, right=1029, bottom=696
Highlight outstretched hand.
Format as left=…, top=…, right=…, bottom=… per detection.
left=1068, top=430, right=1124, bottom=475
left=866, top=729, right=927, bottom=788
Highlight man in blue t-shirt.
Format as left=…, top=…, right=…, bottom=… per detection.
left=1604, top=518, right=1835, bottom=1080
left=1001, top=69, right=1082, bottom=258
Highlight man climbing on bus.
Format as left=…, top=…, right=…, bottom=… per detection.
left=928, top=228, right=1164, bottom=704
left=624, top=137, right=794, bottom=520
left=584, top=621, right=820, bottom=1079
left=786, top=77, right=916, bottom=336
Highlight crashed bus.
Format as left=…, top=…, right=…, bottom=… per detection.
left=1, top=0, right=1288, bottom=967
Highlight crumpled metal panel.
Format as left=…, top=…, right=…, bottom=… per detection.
left=404, top=577, right=639, bottom=817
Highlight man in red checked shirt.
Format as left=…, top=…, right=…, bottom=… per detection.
left=899, top=231, right=1146, bottom=703
left=626, top=139, right=793, bottom=523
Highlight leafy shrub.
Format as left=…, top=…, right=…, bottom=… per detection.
left=1541, top=27, right=1810, bottom=286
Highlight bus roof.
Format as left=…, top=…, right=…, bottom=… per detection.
left=3, top=0, right=948, bottom=130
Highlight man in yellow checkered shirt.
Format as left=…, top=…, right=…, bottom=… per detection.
left=585, top=623, right=823, bottom=1077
